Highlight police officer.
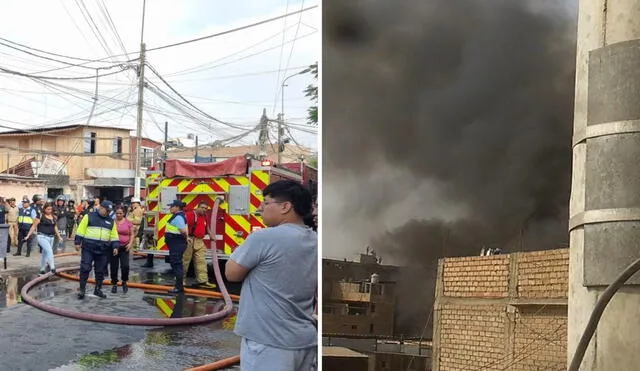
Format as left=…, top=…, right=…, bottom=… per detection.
left=74, top=201, right=119, bottom=299
left=14, top=199, right=37, bottom=256
left=65, top=200, right=76, bottom=238
left=165, top=200, right=189, bottom=294
left=53, top=196, right=67, bottom=253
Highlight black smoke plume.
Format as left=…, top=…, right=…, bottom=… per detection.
left=323, top=0, right=577, bottom=336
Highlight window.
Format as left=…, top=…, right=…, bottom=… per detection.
left=84, top=132, right=96, bottom=153
left=113, top=137, right=123, bottom=154
left=141, top=147, right=154, bottom=168
left=369, top=324, right=374, bottom=333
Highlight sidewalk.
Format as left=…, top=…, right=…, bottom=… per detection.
left=0, top=241, right=80, bottom=277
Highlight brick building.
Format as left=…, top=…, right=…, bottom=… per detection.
left=323, top=251, right=400, bottom=337
left=128, top=136, right=162, bottom=198
left=432, top=249, right=569, bottom=371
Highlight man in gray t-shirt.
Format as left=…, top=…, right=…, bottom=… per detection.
left=226, top=180, right=317, bottom=371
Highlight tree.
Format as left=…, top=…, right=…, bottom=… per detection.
left=308, top=155, right=318, bottom=168
left=303, top=62, right=318, bottom=125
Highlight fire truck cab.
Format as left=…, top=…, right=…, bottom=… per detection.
left=140, top=155, right=316, bottom=260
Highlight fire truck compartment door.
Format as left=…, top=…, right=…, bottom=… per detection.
left=228, top=185, right=250, bottom=215
left=160, top=186, right=178, bottom=213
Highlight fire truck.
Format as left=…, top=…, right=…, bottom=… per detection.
left=139, top=155, right=317, bottom=259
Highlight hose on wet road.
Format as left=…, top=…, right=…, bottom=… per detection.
left=20, top=197, right=236, bottom=327
left=183, top=355, right=241, bottom=371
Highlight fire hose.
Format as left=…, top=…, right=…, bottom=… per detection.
left=20, top=197, right=235, bottom=326
left=20, top=198, right=242, bottom=368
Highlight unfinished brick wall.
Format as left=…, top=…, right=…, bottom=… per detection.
left=512, top=307, right=567, bottom=371
left=433, top=249, right=569, bottom=371
left=517, top=249, right=569, bottom=299
left=438, top=304, right=505, bottom=370
left=442, top=256, right=509, bottom=298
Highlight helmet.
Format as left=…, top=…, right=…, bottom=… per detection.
left=56, top=195, right=66, bottom=202
left=32, top=194, right=43, bottom=203
left=47, top=198, right=53, bottom=203
left=131, top=198, right=141, bottom=204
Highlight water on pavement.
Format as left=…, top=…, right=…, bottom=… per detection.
left=0, top=260, right=241, bottom=371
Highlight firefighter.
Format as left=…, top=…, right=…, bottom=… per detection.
left=184, top=201, right=216, bottom=289
left=165, top=200, right=189, bottom=294
left=6, top=198, right=18, bottom=249
left=14, top=199, right=37, bottom=257
left=127, top=198, right=144, bottom=249
left=74, top=201, right=119, bottom=299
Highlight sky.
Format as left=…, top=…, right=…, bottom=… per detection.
left=0, top=0, right=319, bottom=153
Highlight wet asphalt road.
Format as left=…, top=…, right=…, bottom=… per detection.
left=0, top=260, right=240, bottom=371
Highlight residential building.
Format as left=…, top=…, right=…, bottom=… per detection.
left=0, top=124, right=135, bottom=202
left=128, top=136, right=163, bottom=198
left=0, top=174, right=47, bottom=202
left=129, top=136, right=162, bottom=170
left=323, top=250, right=399, bottom=337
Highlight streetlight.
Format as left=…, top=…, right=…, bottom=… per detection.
left=279, top=69, right=307, bottom=164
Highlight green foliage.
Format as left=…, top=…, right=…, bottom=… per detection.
left=303, top=62, right=318, bottom=125
left=308, top=155, right=318, bottom=168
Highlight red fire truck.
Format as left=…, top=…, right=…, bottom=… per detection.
left=140, top=155, right=316, bottom=259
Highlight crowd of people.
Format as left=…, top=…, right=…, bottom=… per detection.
left=1, top=179, right=318, bottom=369
left=0, top=195, right=146, bottom=279
left=0, top=193, right=224, bottom=297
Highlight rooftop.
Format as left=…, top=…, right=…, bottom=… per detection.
left=0, top=124, right=132, bottom=137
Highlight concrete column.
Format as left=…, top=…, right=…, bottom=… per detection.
left=569, top=1, right=640, bottom=370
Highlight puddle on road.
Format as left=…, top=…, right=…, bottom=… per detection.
left=0, top=260, right=242, bottom=371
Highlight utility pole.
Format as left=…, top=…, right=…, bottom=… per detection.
left=162, top=121, right=168, bottom=172
left=195, top=135, right=199, bottom=162
left=277, top=113, right=283, bottom=164
left=133, top=43, right=146, bottom=199
left=258, top=108, right=268, bottom=160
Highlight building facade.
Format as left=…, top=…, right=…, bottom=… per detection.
left=432, top=249, right=569, bottom=371
left=323, top=251, right=399, bottom=337
left=0, top=125, right=136, bottom=202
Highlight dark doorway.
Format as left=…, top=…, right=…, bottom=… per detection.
left=97, top=187, right=124, bottom=204
left=47, top=188, right=63, bottom=199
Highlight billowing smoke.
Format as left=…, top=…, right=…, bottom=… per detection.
left=323, top=0, right=577, bottom=336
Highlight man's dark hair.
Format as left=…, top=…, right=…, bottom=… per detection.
left=263, top=180, right=313, bottom=217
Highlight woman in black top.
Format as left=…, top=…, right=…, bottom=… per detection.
left=25, top=203, right=62, bottom=274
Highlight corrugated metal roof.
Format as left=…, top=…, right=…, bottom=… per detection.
left=0, top=124, right=131, bottom=137
left=1, top=157, right=36, bottom=177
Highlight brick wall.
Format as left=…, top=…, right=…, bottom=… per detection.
left=443, top=256, right=509, bottom=298
left=517, top=249, right=569, bottom=299
left=432, top=249, right=568, bottom=371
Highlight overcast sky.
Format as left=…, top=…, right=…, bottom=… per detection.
left=0, top=0, right=319, bottom=151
